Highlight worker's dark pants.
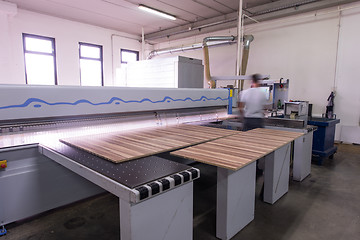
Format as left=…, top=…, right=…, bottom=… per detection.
left=243, top=117, right=264, bottom=131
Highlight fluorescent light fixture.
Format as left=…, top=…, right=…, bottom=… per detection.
left=138, top=4, right=176, bottom=20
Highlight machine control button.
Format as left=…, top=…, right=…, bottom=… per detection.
left=0, top=160, right=7, bottom=169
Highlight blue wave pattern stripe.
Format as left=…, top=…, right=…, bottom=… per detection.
left=0, top=96, right=229, bottom=110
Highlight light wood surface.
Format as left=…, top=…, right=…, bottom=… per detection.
left=171, top=128, right=304, bottom=171
left=247, top=128, right=304, bottom=140
left=60, top=125, right=238, bottom=163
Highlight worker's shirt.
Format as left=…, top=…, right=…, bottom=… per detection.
left=239, top=87, right=267, bottom=118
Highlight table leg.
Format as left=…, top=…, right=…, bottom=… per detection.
left=216, top=162, right=256, bottom=240
left=293, top=132, right=313, bottom=181
left=119, top=182, right=193, bottom=240
left=264, top=143, right=291, bottom=204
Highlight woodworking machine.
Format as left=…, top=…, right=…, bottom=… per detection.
left=0, top=85, right=230, bottom=239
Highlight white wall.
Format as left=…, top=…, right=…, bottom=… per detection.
left=335, top=6, right=360, bottom=142
left=0, top=7, right=150, bottom=86
left=0, top=3, right=359, bottom=142
left=153, top=3, right=360, bottom=142
left=154, top=28, right=239, bottom=88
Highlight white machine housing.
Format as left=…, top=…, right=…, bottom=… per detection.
left=0, top=85, right=230, bottom=227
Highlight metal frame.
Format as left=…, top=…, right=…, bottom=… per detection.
left=39, top=145, right=136, bottom=202
left=119, top=182, right=193, bottom=240
left=0, top=144, right=104, bottom=225
left=39, top=145, right=196, bottom=240
left=265, top=125, right=314, bottom=182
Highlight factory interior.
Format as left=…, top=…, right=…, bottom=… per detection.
left=0, top=0, right=359, bottom=240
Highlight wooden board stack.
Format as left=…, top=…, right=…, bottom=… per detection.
left=171, top=128, right=304, bottom=171
left=59, top=124, right=238, bottom=163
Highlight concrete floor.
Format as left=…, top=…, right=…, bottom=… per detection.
left=2, top=143, right=360, bottom=240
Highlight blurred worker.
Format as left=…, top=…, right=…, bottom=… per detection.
left=238, top=73, right=267, bottom=131
left=239, top=73, right=268, bottom=186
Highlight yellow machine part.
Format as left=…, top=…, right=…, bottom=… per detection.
left=0, top=160, right=7, bottom=169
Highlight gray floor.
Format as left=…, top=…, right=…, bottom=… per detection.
left=2, top=143, right=360, bottom=240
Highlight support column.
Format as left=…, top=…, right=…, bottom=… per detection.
left=264, top=143, right=291, bottom=204
left=293, top=131, right=313, bottom=181
left=119, top=182, right=193, bottom=240
left=216, top=161, right=256, bottom=240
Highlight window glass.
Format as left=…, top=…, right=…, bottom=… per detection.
left=80, top=59, right=102, bottom=86
left=25, top=37, right=53, bottom=53
left=80, top=45, right=101, bottom=59
left=79, top=43, right=103, bottom=86
left=23, top=33, right=57, bottom=85
left=25, top=54, right=55, bottom=85
left=121, top=49, right=139, bottom=64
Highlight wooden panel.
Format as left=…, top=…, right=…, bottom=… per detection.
left=171, top=128, right=304, bottom=171
left=248, top=128, right=304, bottom=139
left=60, top=125, right=238, bottom=163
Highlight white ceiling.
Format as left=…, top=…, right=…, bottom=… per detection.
left=5, top=0, right=360, bottom=43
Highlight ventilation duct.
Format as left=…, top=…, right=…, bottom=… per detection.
left=240, top=35, right=254, bottom=90
left=203, top=36, right=236, bottom=89
left=147, top=38, right=236, bottom=59
left=203, top=35, right=254, bottom=88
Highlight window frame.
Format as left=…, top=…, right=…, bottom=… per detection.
left=120, top=49, right=139, bottom=64
left=22, top=33, right=58, bottom=85
left=79, top=42, right=104, bottom=86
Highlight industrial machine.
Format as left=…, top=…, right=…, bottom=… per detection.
left=0, top=84, right=230, bottom=239
left=284, top=101, right=309, bottom=123
left=0, top=83, right=315, bottom=240
left=218, top=97, right=315, bottom=182
left=308, top=117, right=340, bottom=164
left=122, top=56, right=204, bottom=88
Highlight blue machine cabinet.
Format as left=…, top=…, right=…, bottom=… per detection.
left=307, top=117, right=340, bottom=165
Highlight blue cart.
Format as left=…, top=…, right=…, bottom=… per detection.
left=307, top=117, right=340, bottom=165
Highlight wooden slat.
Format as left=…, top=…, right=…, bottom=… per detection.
left=60, top=125, right=238, bottom=163
left=249, top=128, right=304, bottom=139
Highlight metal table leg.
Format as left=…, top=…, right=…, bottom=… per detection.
left=293, top=132, right=313, bottom=181
left=216, top=162, right=256, bottom=240
left=264, top=143, right=291, bottom=204
left=120, top=182, right=194, bottom=240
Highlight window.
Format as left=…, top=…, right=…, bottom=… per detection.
left=121, top=49, right=139, bottom=64
left=79, top=42, right=103, bottom=86
left=23, top=33, right=57, bottom=85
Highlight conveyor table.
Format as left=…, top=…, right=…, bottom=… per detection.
left=2, top=124, right=238, bottom=240
left=38, top=124, right=238, bottom=240
left=171, top=128, right=303, bottom=240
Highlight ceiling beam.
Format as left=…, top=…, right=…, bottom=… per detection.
left=145, top=0, right=359, bottom=43
left=145, top=11, right=238, bottom=41
left=244, top=0, right=319, bottom=15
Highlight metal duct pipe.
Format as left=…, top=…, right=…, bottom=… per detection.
left=240, top=35, right=254, bottom=90
left=203, top=36, right=236, bottom=88
left=148, top=44, right=202, bottom=59
left=147, top=35, right=253, bottom=89
left=147, top=38, right=236, bottom=59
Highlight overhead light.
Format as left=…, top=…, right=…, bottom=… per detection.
left=138, top=4, right=176, bottom=21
